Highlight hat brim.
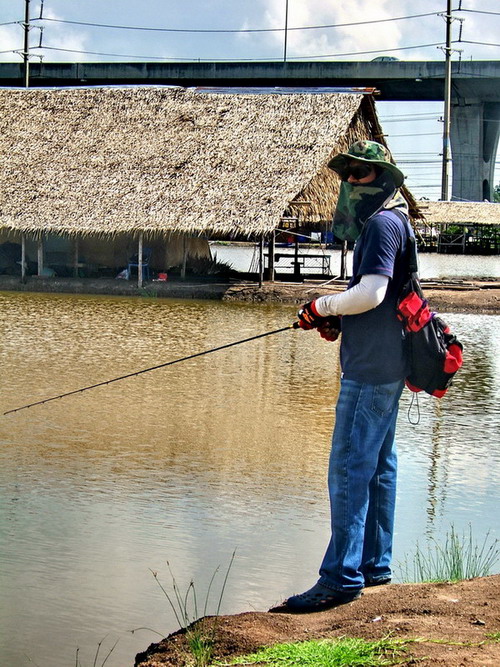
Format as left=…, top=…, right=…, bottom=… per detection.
left=328, top=153, right=405, bottom=188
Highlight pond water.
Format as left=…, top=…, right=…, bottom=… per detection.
left=0, top=291, right=499, bottom=667
left=211, top=243, right=500, bottom=280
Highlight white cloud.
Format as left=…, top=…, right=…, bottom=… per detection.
left=249, top=0, right=429, bottom=60
left=35, top=5, right=89, bottom=62
left=0, top=23, right=23, bottom=62
left=238, top=0, right=500, bottom=62
left=0, top=3, right=89, bottom=63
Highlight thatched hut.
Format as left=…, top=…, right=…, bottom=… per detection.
left=418, top=201, right=500, bottom=254
left=0, top=86, right=420, bottom=282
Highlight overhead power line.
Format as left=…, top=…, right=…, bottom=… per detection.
left=388, top=132, right=442, bottom=137
left=32, top=40, right=447, bottom=62
left=32, top=45, right=179, bottom=60
left=459, top=40, right=500, bottom=49
left=32, top=11, right=440, bottom=34
left=456, top=8, right=500, bottom=17
left=380, top=112, right=442, bottom=119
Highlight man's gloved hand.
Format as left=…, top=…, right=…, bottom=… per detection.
left=318, top=316, right=341, bottom=342
left=297, top=300, right=325, bottom=330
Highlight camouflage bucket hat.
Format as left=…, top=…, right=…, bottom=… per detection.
left=328, top=140, right=405, bottom=188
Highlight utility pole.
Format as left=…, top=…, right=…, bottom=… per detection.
left=283, top=0, right=289, bottom=63
left=22, top=0, right=30, bottom=88
left=440, top=0, right=452, bottom=201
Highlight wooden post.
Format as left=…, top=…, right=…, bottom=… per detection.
left=258, top=235, right=264, bottom=288
left=37, top=237, right=43, bottom=276
left=138, top=233, right=143, bottom=288
left=181, top=235, right=188, bottom=281
left=268, top=230, right=276, bottom=283
left=73, top=237, right=79, bottom=277
left=340, top=240, right=348, bottom=280
left=293, top=230, right=300, bottom=280
left=21, top=234, right=26, bottom=282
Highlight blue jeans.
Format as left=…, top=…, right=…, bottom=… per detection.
left=318, top=377, right=404, bottom=592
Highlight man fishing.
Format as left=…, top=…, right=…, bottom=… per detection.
left=285, top=140, right=412, bottom=613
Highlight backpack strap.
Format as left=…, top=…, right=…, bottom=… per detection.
left=384, top=208, right=418, bottom=277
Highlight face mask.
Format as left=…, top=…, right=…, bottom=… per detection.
left=331, top=169, right=397, bottom=243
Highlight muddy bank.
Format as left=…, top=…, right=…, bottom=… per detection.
left=0, top=275, right=498, bottom=313
left=223, top=279, right=500, bottom=314
left=135, top=575, right=500, bottom=666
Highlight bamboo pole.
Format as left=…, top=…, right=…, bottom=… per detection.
left=293, top=230, right=300, bottom=280
left=73, top=237, right=79, bottom=277
left=37, top=237, right=43, bottom=276
left=268, top=230, right=276, bottom=282
left=138, top=233, right=143, bottom=288
left=21, top=234, right=26, bottom=282
left=181, top=235, right=188, bottom=281
left=258, top=235, right=264, bottom=287
left=340, top=240, right=348, bottom=280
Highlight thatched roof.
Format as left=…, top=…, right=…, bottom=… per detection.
left=0, top=87, right=420, bottom=238
left=419, top=201, right=500, bottom=225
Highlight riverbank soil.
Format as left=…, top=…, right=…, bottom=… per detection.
left=222, top=279, right=500, bottom=314
left=0, top=276, right=499, bottom=313
left=135, top=575, right=500, bottom=666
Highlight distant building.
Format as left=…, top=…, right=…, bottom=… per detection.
left=418, top=201, right=500, bottom=254
left=0, top=86, right=420, bottom=280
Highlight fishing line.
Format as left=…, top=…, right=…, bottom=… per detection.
left=4, top=323, right=299, bottom=416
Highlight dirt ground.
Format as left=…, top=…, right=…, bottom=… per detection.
left=0, top=275, right=499, bottom=314
left=222, top=279, right=500, bottom=315
left=135, top=575, right=500, bottom=666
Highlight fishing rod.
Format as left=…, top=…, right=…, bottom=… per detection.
left=4, top=322, right=300, bottom=416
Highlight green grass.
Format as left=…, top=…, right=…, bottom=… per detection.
left=220, top=633, right=500, bottom=667
left=148, top=551, right=236, bottom=667
left=397, top=525, right=499, bottom=583
left=219, top=636, right=412, bottom=666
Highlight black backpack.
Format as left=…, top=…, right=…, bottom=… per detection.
left=396, top=228, right=463, bottom=398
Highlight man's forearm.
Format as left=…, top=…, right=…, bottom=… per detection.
left=314, top=274, right=389, bottom=316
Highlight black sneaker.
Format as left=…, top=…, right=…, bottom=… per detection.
left=364, top=577, right=391, bottom=587
left=285, top=583, right=361, bottom=614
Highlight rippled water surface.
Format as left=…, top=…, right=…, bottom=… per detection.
left=211, top=243, right=500, bottom=279
left=0, top=291, right=499, bottom=666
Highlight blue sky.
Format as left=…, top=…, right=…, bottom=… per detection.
left=1, top=0, right=499, bottom=200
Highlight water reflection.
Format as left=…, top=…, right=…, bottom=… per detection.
left=212, top=244, right=500, bottom=279
left=0, top=293, right=498, bottom=667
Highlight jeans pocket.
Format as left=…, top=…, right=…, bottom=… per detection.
left=370, top=382, right=402, bottom=417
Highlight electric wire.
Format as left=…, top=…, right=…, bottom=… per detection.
left=2, top=5, right=499, bottom=63
left=388, top=132, right=442, bottom=137
left=31, top=41, right=448, bottom=62
left=31, top=11, right=440, bottom=34
left=459, top=40, right=500, bottom=48
left=455, top=8, right=500, bottom=17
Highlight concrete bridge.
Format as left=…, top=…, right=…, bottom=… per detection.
left=2, top=60, right=500, bottom=202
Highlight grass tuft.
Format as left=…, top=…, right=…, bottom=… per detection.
left=148, top=550, right=236, bottom=667
left=220, top=636, right=412, bottom=666
left=397, top=525, right=499, bottom=583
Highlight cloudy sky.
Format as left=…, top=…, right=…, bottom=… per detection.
left=1, top=0, right=499, bottom=199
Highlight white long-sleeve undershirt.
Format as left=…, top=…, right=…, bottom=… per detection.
left=314, top=273, right=390, bottom=316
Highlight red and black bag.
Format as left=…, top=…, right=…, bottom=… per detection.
left=397, top=234, right=463, bottom=398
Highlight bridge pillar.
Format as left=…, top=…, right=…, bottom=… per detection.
left=451, top=101, right=500, bottom=202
